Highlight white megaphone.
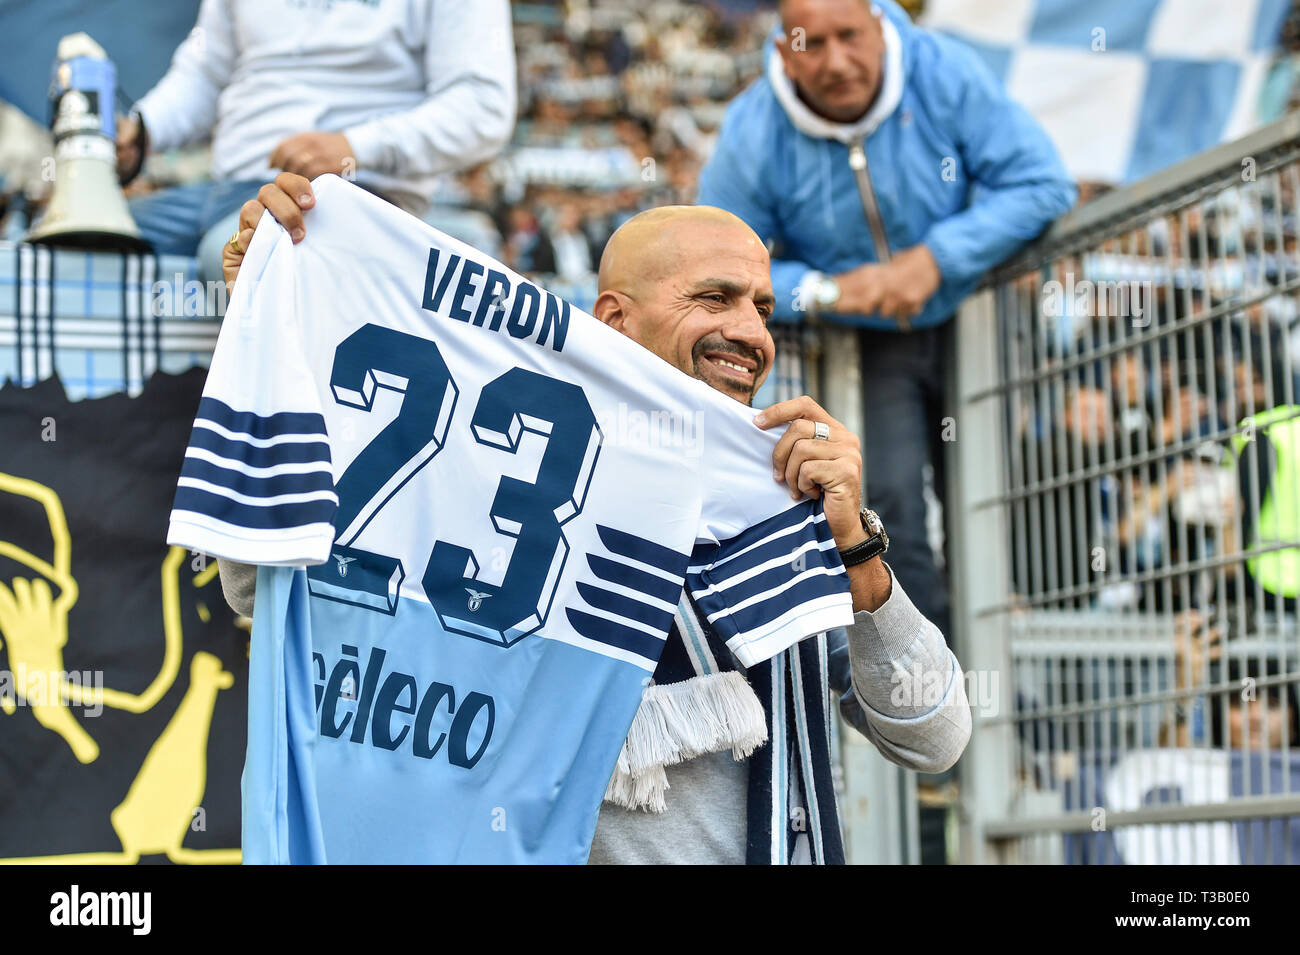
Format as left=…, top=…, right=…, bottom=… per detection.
left=25, top=33, right=149, bottom=252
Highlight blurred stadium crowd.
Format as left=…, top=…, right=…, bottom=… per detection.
left=425, top=0, right=779, bottom=305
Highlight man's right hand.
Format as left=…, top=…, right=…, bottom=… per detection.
left=223, top=172, right=316, bottom=295
left=831, top=244, right=942, bottom=326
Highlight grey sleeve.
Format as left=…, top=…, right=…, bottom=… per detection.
left=834, top=562, right=972, bottom=774
left=217, top=558, right=258, bottom=618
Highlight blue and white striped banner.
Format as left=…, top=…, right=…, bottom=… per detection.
left=0, top=241, right=221, bottom=399
left=921, top=0, right=1292, bottom=183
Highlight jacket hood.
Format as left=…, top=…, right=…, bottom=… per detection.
left=763, top=5, right=905, bottom=143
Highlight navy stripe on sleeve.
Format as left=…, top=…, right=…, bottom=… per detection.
left=717, top=571, right=847, bottom=639
left=188, top=425, right=332, bottom=467
left=704, top=574, right=848, bottom=636
left=197, top=396, right=329, bottom=441
left=688, top=499, right=848, bottom=644
left=171, top=400, right=337, bottom=542
left=173, top=486, right=337, bottom=530
left=179, top=457, right=336, bottom=499
left=691, top=546, right=843, bottom=607
left=695, top=526, right=837, bottom=589
left=691, top=500, right=833, bottom=572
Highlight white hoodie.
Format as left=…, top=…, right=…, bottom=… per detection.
left=765, top=6, right=904, bottom=144
left=136, top=0, right=516, bottom=214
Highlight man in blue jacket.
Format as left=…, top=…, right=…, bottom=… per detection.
left=698, top=0, right=1075, bottom=650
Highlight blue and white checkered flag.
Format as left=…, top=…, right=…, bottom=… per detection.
left=921, top=0, right=1291, bottom=183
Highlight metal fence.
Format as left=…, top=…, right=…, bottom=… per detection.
left=954, top=112, right=1300, bottom=864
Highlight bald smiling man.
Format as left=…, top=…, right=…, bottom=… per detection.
left=216, top=173, right=970, bottom=865
left=593, top=205, right=776, bottom=406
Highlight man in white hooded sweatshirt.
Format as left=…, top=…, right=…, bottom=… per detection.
left=115, top=0, right=516, bottom=282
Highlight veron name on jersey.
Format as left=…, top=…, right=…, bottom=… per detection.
left=422, top=247, right=570, bottom=352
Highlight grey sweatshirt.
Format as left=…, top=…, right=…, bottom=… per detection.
left=217, top=556, right=970, bottom=863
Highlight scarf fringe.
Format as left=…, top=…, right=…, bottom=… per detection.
left=603, top=671, right=769, bottom=812
left=604, top=763, right=669, bottom=813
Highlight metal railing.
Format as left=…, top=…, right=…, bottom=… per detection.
left=953, top=112, right=1300, bottom=864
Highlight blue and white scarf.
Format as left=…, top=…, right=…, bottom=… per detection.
left=603, top=593, right=846, bottom=865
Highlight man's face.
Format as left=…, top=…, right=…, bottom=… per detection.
left=1229, top=697, right=1291, bottom=750
left=778, top=0, right=885, bottom=123
left=610, top=222, right=776, bottom=405
left=557, top=203, right=582, bottom=232
left=1064, top=387, right=1111, bottom=443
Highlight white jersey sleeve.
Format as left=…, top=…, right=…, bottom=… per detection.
left=166, top=219, right=339, bottom=566
left=687, top=398, right=854, bottom=667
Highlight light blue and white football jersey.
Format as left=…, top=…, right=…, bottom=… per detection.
left=167, top=175, right=854, bottom=863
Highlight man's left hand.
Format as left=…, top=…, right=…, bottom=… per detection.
left=269, top=131, right=356, bottom=180
left=833, top=243, right=941, bottom=324
left=754, top=396, right=866, bottom=551
left=755, top=396, right=894, bottom=613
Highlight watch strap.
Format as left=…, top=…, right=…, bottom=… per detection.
left=838, top=534, right=886, bottom=568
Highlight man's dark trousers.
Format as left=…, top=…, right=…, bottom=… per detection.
left=859, top=320, right=957, bottom=865
left=858, top=321, right=953, bottom=642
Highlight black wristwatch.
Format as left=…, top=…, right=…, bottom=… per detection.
left=837, top=507, right=888, bottom=568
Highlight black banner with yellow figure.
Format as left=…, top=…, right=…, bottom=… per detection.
left=0, top=369, right=246, bottom=863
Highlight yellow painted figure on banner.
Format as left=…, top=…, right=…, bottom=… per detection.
left=0, top=472, right=240, bottom=864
